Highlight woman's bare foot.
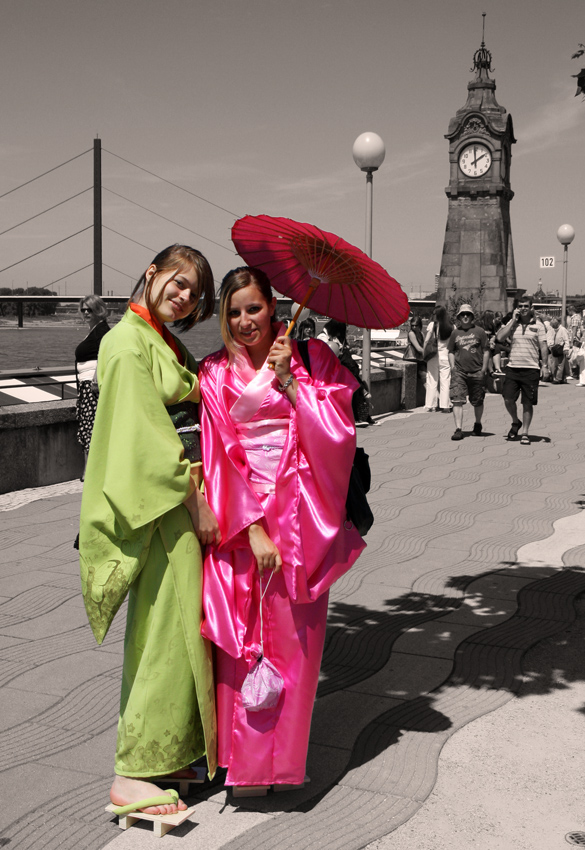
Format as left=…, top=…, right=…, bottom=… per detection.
left=110, top=775, right=188, bottom=815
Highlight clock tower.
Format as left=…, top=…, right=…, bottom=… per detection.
left=436, top=34, right=517, bottom=314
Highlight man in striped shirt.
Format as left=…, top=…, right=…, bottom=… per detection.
left=567, top=306, right=582, bottom=344
left=496, top=296, right=549, bottom=445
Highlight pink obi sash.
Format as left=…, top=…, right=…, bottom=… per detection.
left=235, top=419, right=289, bottom=495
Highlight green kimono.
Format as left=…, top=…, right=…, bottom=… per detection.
left=79, top=308, right=217, bottom=778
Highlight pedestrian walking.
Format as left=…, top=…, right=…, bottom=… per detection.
left=447, top=304, right=489, bottom=441
left=403, top=316, right=427, bottom=405
left=496, top=296, right=549, bottom=444
left=546, top=318, right=570, bottom=384
left=424, top=305, right=452, bottom=412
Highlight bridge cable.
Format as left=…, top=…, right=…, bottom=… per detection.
left=103, top=149, right=239, bottom=218
left=103, top=263, right=136, bottom=281
left=0, top=227, right=93, bottom=275
left=0, top=188, right=92, bottom=237
left=40, top=264, right=94, bottom=289
left=102, top=225, right=157, bottom=254
left=0, top=150, right=92, bottom=201
left=103, top=187, right=234, bottom=253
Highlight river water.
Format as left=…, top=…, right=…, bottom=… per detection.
left=0, top=317, right=224, bottom=372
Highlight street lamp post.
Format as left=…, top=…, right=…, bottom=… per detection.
left=557, top=224, right=575, bottom=326
left=353, top=132, right=385, bottom=391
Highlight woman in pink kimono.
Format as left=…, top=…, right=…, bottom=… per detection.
left=198, top=267, right=366, bottom=795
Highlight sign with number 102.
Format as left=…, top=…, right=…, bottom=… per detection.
left=540, top=257, right=555, bottom=268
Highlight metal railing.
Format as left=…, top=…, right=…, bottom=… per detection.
left=0, top=379, right=77, bottom=401
left=0, top=295, right=128, bottom=328
left=0, top=367, right=79, bottom=405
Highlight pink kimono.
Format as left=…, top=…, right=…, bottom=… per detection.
left=198, top=330, right=366, bottom=786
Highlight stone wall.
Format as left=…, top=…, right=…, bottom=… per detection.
left=370, top=361, right=418, bottom=413
left=437, top=195, right=514, bottom=314
left=0, top=400, right=84, bottom=494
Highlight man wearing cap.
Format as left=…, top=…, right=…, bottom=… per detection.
left=496, top=296, right=548, bottom=445
left=447, top=305, right=490, bottom=441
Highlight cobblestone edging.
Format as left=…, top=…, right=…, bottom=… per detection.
left=0, top=479, right=83, bottom=512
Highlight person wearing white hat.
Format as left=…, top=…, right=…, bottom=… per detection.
left=447, top=304, right=490, bottom=441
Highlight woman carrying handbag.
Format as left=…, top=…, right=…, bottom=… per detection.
left=424, top=306, right=453, bottom=412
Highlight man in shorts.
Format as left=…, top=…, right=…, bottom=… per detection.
left=496, top=296, right=549, bottom=445
left=447, top=304, right=489, bottom=441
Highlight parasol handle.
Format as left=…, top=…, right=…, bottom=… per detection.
left=268, top=279, right=319, bottom=371
left=284, top=279, right=319, bottom=338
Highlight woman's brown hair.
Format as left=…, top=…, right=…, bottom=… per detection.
left=129, top=244, right=215, bottom=331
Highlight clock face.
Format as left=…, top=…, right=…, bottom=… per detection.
left=459, top=143, right=492, bottom=178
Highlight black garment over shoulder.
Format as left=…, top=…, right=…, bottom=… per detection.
left=75, top=321, right=110, bottom=362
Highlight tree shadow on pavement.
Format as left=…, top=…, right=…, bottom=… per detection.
left=318, top=592, right=458, bottom=698
left=321, top=565, right=585, bottom=700
left=308, top=562, right=585, bottom=800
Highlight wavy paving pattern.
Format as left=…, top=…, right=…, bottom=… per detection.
left=0, top=617, right=125, bottom=688
left=215, top=399, right=585, bottom=850
left=0, top=777, right=117, bottom=850
left=1, top=393, right=584, bottom=850
left=0, top=674, right=120, bottom=772
left=0, top=585, right=79, bottom=627
left=219, top=567, right=585, bottom=850
left=0, top=492, right=123, bottom=847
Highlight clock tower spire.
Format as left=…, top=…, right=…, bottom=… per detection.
left=436, top=22, right=517, bottom=314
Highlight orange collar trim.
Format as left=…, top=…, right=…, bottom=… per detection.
left=129, top=303, right=184, bottom=365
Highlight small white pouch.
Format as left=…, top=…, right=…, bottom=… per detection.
left=241, top=572, right=284, bottom=712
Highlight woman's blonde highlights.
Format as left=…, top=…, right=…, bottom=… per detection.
left=219, top=267, right=274, bottom=359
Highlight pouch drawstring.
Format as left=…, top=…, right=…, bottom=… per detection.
left=258, top=570, right=274, bottom=659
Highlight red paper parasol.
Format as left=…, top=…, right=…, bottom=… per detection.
left=231, top=214, right=409, bottom=334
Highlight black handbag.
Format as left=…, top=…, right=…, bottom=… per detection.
left=297, top=340, right=374, bottom=536
left=550, top=330, right=564, bottom=359
left=422, top=324, right=438, bottom=361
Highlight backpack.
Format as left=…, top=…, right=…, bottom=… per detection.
left=297, top=339, right=374, bottom=536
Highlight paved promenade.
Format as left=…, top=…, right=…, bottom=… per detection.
left=1, top=384, right=585, bottom=849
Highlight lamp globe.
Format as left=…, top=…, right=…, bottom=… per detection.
left=353, top=133, right=385, bottom=172
left=557, top=224, right=575, bottom=246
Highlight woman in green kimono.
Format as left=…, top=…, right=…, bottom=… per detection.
left=79, top=244, right=220, bottom=816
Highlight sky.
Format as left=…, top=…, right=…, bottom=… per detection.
left=0, top=0, right=584, bottom=298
